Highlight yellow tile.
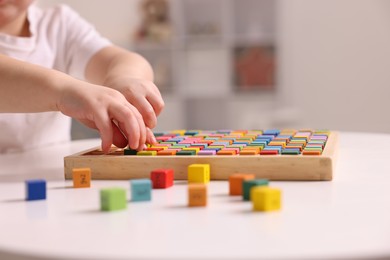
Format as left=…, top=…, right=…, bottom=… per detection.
left=242, top=147, right=261, bottom=152
left=251, top=186, right=281, bottom=212
left=207, top=145, right=226, bottom=150
left=171, top=129, right=186, bottom=136
left=137, top=151, right=157, bottom=156
left=188, top=164, right=210, bottom=183
left=280, top=129, right=297, bottom=135
left=182, top=147, right=200, bottom=154
left=151, top=145, right=168, bottom=150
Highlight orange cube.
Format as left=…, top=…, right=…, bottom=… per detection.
left=217, top=150, right=237, bottom=156
left=72, top=168, right=91, bottom=188
left=188, top=184, right=207, bottom=207
left=239, top=149, right=259, bottom=155
left=157, top=149, right=177, bottom=156
left=229, top=173, right=255, bottom=195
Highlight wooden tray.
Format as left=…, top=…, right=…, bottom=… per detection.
left=64, top=131, right=338, bottom=181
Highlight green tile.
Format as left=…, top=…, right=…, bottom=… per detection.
left=124, top=149, right=137, bottom=155
left=243, top=179, right=269, bottom=201
left=100, top=188, right=127, bottom=211
left=281, top=149, right=301, bottom=155
left=153, top=132, right=165, bottom=137
left=176, top=150, right=196, bottom=156
left=303, top=147, right=323, bottom=151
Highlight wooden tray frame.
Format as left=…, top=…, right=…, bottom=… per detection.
left=64, top=132, right=338, bottom=181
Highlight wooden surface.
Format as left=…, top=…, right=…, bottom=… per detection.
left=64, top=132, right=338, bottom=181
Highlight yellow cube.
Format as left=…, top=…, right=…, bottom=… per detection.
left=251, top=186, right=281, bottom=212
left=188, top=164, right=210, bottom=183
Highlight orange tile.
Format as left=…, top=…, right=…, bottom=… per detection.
left=302, top=150, right=322, bottom=155
left=188, top=184, right=207, bottom=207
left=72, top=168, right=91, bottom=188
left=229, top=173, right=255, bottom=195
left=239, top=150, right=259, bottom=155
left=217, top=150, right=237, bottom=156
left=157, top=149, right=177, bottom=156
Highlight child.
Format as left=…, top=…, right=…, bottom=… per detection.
left=0, top=0, right=164, bottom=154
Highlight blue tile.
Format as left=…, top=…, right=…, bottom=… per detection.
left=131, top=179, right=152, bottom=202
left=26, top=179, right=46, bottom=201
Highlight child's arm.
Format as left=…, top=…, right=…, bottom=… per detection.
left=0, top=54, right=147, bottom=153
left=85, top=46, right=165, bottom=130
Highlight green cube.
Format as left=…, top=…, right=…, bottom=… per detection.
left=124, top=149, right=137, bottom=155
left=243, top=179, right=269, bottom=201
left=100, top=188, right=127, bottom=211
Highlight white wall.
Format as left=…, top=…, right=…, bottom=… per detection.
left=279, top=0, right=390, bottom=133
left=38, top=0, right=390, bottom=134
left=36, top=0, right=141, bottom=46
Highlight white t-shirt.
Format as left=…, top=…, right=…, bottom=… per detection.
left=0, top=4, right=111, bottom=153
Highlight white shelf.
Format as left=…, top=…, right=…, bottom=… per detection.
left=132, top=0, right=287, bottom=130
left=232, top=33, right=276, bottom=46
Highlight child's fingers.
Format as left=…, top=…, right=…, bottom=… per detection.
left=112, top=121, right=128, bottom=148
left=112, top=103, right=142, bottom=150
left=146, top=91, right=165, bottom=117
left=117, top=119, right=144, bottom=151
left=138, top=122, right=146, bottom=150
left=150, top=81, right=164, bottom=116
left=146, top=127, right=157, bottom=145
left=120, top=112, right=140, bottom=150
left=94, top=112, right=114, bottom=154
left=128, top=104, right=146, bottom=150
left=131, top=97, right=157, bottom=129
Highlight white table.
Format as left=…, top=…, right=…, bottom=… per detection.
left=0, top=132, right=389, bottom=260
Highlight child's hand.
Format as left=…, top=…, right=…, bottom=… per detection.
left=57, top=81, right=153, bottom=153
left=103, top=76, right=164, bottom=129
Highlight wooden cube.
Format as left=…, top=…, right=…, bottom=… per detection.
left=243, top=179, right=269, bottom=201
left=25, top=179, right=46, bottom=201
left=188, top=184, right=207, bottom=207
left=150, top=169, right=174, bottom=189
left=131, top=179, right=152, bottom=201
left=251, top=186, right=282, bottom=211
left=100, top=188, right=127, bottom=211
left=229, top=173, right=255, bottom=195
left=72, top=168, right=91, bottom=188
left=188, top=164, right=210, bottom=183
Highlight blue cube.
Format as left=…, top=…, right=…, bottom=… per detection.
left=131, top=179, right=152, bottom=202
left=26, top=179, right=46, bottom=201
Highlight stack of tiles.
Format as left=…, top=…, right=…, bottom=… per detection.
left=64, top=128, right=337, bottom=181
left=125, top=129, right=330, bottom=156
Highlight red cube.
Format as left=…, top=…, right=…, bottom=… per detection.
left=150, top=169, right=174, bottom=189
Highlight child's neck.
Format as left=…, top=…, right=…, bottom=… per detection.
left=0, top=12, right=30, bottom=37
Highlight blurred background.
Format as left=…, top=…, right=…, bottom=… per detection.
left=38, top=0, right=390, bottom=139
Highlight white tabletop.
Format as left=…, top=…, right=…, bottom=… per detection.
left=0, top=132, right=390, bottom=260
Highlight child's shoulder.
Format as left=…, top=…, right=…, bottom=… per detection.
left=31, top=3, right=81, bottom=22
